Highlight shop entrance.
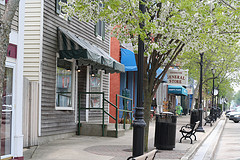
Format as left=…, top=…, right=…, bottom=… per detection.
left=1, top=66, right=14, bottom=157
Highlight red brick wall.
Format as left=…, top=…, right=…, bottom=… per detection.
left=109, top=37, right=121, bottom=123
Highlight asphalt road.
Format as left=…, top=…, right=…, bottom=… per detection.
left=214, top=118, right=240, bottom=160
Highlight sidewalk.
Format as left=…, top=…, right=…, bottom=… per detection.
left=23, top=115, right=223, bottom=160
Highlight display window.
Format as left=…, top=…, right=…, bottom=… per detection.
left=56, top=59, right=73, bottom=109
left=1, top=67, right=13, bottom=157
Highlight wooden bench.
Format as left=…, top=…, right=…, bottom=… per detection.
left=179, top=121, right=200, bottom=144
left=127, top=149, right=158, bottom=160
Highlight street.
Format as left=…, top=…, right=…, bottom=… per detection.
left=214, top=119, right=240, bottom=160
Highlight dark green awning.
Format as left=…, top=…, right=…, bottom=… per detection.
left=58, top=27, right=125, bottom=73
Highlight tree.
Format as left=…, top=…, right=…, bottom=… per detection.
left=0, top=0, right=20, bottom=152
left=234, top=90, right=240, bottom=105
left=63, top=0, right=240, bottom=151
left=180, top=42, right=240, bottom=109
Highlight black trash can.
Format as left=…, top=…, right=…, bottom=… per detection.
left=154, top=112, right=177, bottom=150
left=190, top=109, right=199, bottom=127
left=214, top=108, right=218, bottom=120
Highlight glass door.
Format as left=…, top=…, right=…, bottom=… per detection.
left=89, top=71, right=102, bottom=108
left=1, top=67, right=13, bottom=156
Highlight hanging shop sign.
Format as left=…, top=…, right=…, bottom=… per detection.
left=167, top=69, right=188, bottom=86
left=7, top=43, right=17, bottom=59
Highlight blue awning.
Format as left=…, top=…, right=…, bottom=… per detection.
left=121, top=48, right=138, bottom=71
left=156, top=68, right=168, bottom=83
left=168, top=85, right=188, bottom=96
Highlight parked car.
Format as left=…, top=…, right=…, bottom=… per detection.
left=225, top=110, right=231, bottom=115
left=226, top=111, right=239, bottom=118
left=229, top=113, right=240, bottom=123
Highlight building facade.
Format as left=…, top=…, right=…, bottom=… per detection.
left=23, top=0, right=124, bottom=147
left=1, top=0, right=25, bottom=159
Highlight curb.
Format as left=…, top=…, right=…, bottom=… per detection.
left=180, top=117, right=225, bottom=160
left=203, top=117, right=226, bottom=160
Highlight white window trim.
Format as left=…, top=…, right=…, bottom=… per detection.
left=88, top=69, right=103, bottom=108
left=86, top=66, right=90, bottom=122
left=95, top=20, right=105, bottom=40
left=55, top=59, right=75, bottom=111
left=1, top=61, right=16, bottom=159
left=75, top=69, right=78, bottom=123
left=100, top=70, right=103, bottom=107
left=96, top=35, right=103, bottom=40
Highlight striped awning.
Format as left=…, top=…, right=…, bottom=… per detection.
left=58, top=27, right=125, bottom=73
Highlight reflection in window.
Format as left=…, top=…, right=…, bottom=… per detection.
left=56, top=59, right=72, bottom=108
left=1, top=67, right=13, bottom=156
left=89, top=71, right=101, bottom=108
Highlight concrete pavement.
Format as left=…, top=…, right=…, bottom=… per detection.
left=214, top=118, right=240, bottom=160
left=23, top=114, right=224, bottom=160
left=191, top=117, right=226, bottom=160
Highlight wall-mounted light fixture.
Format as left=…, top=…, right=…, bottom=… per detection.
left=76, top=61, right=81, bottom=72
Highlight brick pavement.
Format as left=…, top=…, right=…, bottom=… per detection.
left=24, top=114, right=219, bottom=160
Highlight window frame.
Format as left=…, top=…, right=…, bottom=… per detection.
left=94, top=2, right=105, bottom=40
left=55, top=0, right=72, bottom=21
left=89, top=69, right=103, bottom=108
left=95, top=20, right=105, bottom=41
left=55, top=58, right=75, bottom=111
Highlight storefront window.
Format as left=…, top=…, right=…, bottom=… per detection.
left=1, top=67, right=13, bottom=156
left=89, top=71, right=101, bottom=108
left=56, top=59, right=72, bottom=108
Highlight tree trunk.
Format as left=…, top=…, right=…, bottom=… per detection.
left=143, top=93, right=152, bottom=152
left=191, top=82, right=200, bottom=110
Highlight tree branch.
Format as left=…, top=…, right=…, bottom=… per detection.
left=220, top=0, right=236, bottom=10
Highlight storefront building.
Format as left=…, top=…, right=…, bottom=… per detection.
left=22, top=0, right=124, bottom=147
left=1, top=0, right=25, bottom=159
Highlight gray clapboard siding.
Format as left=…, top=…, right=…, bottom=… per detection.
left=41, top=0, right=110, bottom=136
left=0, top=4, right=18, bottom=31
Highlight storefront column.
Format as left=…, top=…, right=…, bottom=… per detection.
left=13, top=0, right=25, bottom=158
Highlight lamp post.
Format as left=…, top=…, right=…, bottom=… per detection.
left=132, top=0, right=146, bottom=157
left=211, top=68, right=215, bottom=108
left=211, top=68, right=217, bottom=121
left=196, top=53, right=204, bottom=132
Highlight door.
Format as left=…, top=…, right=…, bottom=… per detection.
left=1, top=65, right=14, bottom=157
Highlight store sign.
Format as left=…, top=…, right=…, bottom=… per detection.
left=187, top=88, right=193, bottom=94
left=167, top=69, right=188, bottom=86
left=7, top=43, right=17, bottom=59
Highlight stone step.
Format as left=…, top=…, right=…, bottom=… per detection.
left=107, top=129, right=125, bottom=137
left=79, top=122, right=131, bottom=137
left=107, top=123, right=132, bottom=130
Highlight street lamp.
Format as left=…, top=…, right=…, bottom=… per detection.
left=132, top=0, right=146, bottom=157
left=196, top=53, right=204, bottom=132
left=211, top=68, right=215, bottom=108
left=211, top=68, right=217, bottom=121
